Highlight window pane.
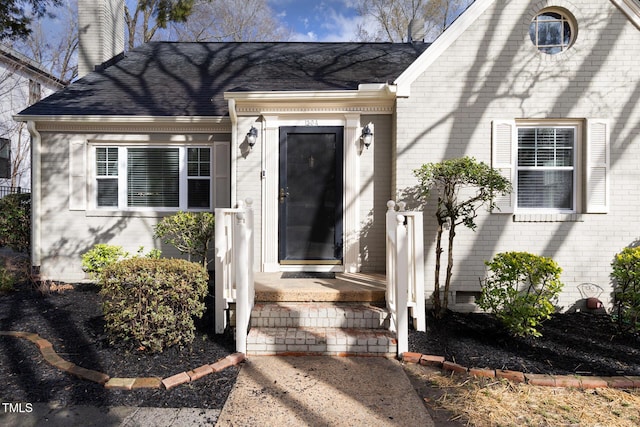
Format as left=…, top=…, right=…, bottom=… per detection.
left=188, top=179, right=210, bottom=208
left=97, top=179, right=118, bottom=207
left=518, top=170, right=573, bottom=209
left=563, top=22, right=571, bottom=44
left=538, top=21, right=562, bottom=46
left=97, top=148, right=118, bottom=177
left=127, top=148, right=179, bottom=207
left=187, top=148, right=210, bottom=177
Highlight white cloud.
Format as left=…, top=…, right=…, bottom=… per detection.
left=290, top=30, right=318, bottom=42
left=316, top=8, right=365, bottom=42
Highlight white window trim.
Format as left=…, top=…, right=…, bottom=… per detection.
left=514, top=122, right=580, bottom=214
left=491, top=117, right=613, bottom=220
left=89, top=143, right=214, bottom=212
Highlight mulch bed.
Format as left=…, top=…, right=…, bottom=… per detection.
left=409, top=310, right=640, bottom=377
left=2, top=282, right=640, bottom=410
left=0, top=283, right=238, bottom=409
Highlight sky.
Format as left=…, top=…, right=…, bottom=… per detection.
left=267, top=0, right=364, bottom=42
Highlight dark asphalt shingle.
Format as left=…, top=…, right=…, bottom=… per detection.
left=19, top=42, right=429, bottom=117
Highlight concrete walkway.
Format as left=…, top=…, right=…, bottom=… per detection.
left=0, top=356, right=433, bottom=426
left=0, top=403, right=221, bottom=426
left=216, top=356, right=433, bottom=426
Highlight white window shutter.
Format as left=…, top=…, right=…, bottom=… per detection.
left=214, top=140, right=231, bottom=208
left=69, top=140, right=86, bottom=210
left=585, top=119, right=610, bottom=213
left=491, top=120, right=516, bottom=213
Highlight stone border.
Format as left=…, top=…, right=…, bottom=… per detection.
left=402, top=352, right=640, bottom=389
left=0, top=331, right=245, bottom=390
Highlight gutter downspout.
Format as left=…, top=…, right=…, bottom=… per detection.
left=228, top=99, right=237, bottom=205
left=26, top=121, right=41, bottom=274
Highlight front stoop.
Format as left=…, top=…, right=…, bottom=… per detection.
left=246, top=302, right=397, bottom=357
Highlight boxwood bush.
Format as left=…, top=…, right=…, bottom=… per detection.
left=611, top=246, right=640, bottom=332
left=99, top=257, right=208, bottom=352
left=477, top=251, right=564, bottom=337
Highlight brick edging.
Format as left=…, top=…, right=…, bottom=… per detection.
left=0, top=331, right=245, bottom=390
left=402, top=352, right=640, bottom=389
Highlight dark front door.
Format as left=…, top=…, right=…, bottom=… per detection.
left=279, top=126, right=343, bottom=264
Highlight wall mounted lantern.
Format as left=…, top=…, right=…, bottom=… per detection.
left=361, top=123, right=374, bottom=150
left=247, top=126, right=258, bottom=149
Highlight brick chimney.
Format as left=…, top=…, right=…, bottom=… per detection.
left=77, top=0, right=125, bottom=78
left=408, top=18, right=426, bottom=43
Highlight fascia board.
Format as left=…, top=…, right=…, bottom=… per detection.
left=611, top=0, right=640, bottom=30
left=13, top=115, right=229, bottom=124
left=224, top=88, right=395, bottom=102
left=394, top=0, right=496, bottom=97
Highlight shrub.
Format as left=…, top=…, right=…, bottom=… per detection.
left=99, top=257, right=208, bottom=352
left=153, top=212, right=215, bottom=267
left=0, top=267, right=17, bottom=292
left=611, top=247, right=640, bottom=332
left=82, top=244, right=162, bottom=281
left=0, top=193, right=31, bottom=252
left=81, top=244, right=129, bottom=280
left=477, top=251, right=564, bottom=337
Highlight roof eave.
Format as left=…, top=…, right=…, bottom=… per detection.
left=611, top=0, right=640, bottom=30
left=394, top=0, right=496, bottom=97
left=14, top=114, right=230, bottom=124
left=224, top=85, right=397, bottom=102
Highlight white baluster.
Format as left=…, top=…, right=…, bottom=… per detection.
left=396, top=213, right=409, bottom=356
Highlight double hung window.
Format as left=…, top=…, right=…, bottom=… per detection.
left=517, top=126, right=576, bottom=211
left=492, top=119, right=609, bottom=216
left=94, top=146, right=218, bottom=210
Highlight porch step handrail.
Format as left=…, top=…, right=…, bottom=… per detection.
left=214, top=199, right=254, bottom=354
left=386, top=200, right=426, bottom=356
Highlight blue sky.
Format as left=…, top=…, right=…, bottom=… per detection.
left=267, top=0, right=363, bottom=42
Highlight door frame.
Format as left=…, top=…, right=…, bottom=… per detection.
left=278, top=126, right=344, bottom=264
left=256, top=114, right=363, bottom=274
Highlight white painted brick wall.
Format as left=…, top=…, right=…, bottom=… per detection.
left=78, top=0, right=125, bottom=78
left=395, top=0, right=640, bottom=311
left=359, top=114, right=392, bottom=272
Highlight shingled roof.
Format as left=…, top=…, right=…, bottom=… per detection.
left=18, top=42, right=429, bottom=118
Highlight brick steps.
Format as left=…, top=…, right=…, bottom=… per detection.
left=247, top=326, right=397, bottom=356
left=246, top=302, right=396, bottom=357
left=250, top=302, right=390, bottom=329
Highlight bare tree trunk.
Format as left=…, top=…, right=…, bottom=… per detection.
left=433, top=218, right=444, bottom=315
left=443, top=220, right=456, bottom=314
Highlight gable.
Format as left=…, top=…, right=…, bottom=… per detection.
left=396, top=0, right=640, bottom=96
left=0, top=45, right=65, bottom=89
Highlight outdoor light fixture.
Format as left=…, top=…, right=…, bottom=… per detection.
left=247, top=126, right=258, bottom=149
left=361, top=123, right=374, bottom=149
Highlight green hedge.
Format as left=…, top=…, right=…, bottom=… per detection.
left=100, top=257, right=208, bottom=352
left=0, top=193, right=30, bottom=252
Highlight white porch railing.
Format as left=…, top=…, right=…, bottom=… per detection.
left=214, top=199, right=254, bottom=354
left=386, top=200, right=426, bottom=356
